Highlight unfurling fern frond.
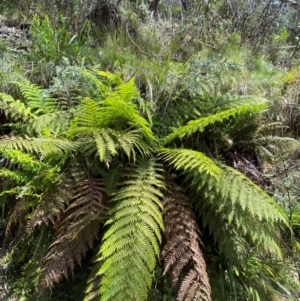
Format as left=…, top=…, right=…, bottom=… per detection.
left=41, top=178, right=108, bottom=288
left=84, top=160, right=165, bottom=301
left=161, top=184, right=211, bottom=301
left=164, top=100, right=269, bottom=144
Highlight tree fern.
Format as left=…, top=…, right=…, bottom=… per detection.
left=0, top=70, right=293, bottom=300
left=84, top=159, right=165, bottom=301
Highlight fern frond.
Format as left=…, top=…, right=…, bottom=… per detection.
left=28, top=185, right=70, bottom=231
left=76, top=128, right=148, bottom=162
left=116, top=129, right=152, bottom=160
left=161, top=184, right=211, bottom=301
left=26, top=111, right=71, bottom=136
left=0, top=169, right=27, bottom=184
left=0, top=148, right=42, bottom=172
left=16, top=80, right=58, bottom=115
left=191, top=163, right=287, bottom=258
left=28, top=162, right=87, bottom=231
left=93, top=129, right=152, bottom=162
left=41, top=178, right=108, bottom=288
left=159, top=148, right=221, bottom=179
left=85, top=160, right=165, bottom=301
left=0, top=136, right=76, bottom=158
left=96, top=70, right=123, bottom=86
left=113, top=78, right=139, bottom=103
left=212, top=95, right=271, bottom=112
left=80, top=70, right=111, bottom=99
left=0, top=92, right=35, bottom=121
left=5, top=198, right=27, bottom=237
left=75, top=97, right=102, bottom=128
left=100, top=98, right=155, bottom=142
left=164, top=101, right=269, bottom=144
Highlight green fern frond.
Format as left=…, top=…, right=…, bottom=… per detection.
left=159, top=148, right=221, bottom=179
left=0, top=149, right=42, bottom=172
left=217, top=163, right=287, bottom=225
left=114, top=78, right=139, bottom=103
left=0, top=136, right=76, bottom=158
left=0, top=92, right=35, bottom=120
left=0, top=169, right=26, bottom=184
left=213, top=95, right=271, bottom=111
left=84, top=160, right=165, bottom=301
left=80, top=70, right=111, bottom=99
left=41, top=178, right=107, bottom=288
left=116, top=129, right=152, bottom=160
left=99, top=97, right=155, bottom=142
left=96, top=70, right=123, bottom=86
left=75, top=98, right=102, bottom=128
left=16, top=80, right=58, bottom=115
left=164, top=101, right=269, bottom=144
left=94, top=130, right=118, bottom=162
left=27, top=111, right=71, bottom=136
left=190, top=163, right=287, bottom=258
left=75, top=128, right=151, bottom=162
left=73, top=96, right=155, bottom=142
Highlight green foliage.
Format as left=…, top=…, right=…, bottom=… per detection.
left=0, top=11, right=298, bottom=298
left=164, top=99, right=269, bottom=144
left=159, top=148, right=221, bottom=178
left=85, top=160, right=165, bottom=301
left=29, top=14, right=91, bottom=64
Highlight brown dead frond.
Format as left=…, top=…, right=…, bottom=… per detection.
left=41, top=178, right=108, bottom=288
left=161, top=183, right=211, bottom=301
